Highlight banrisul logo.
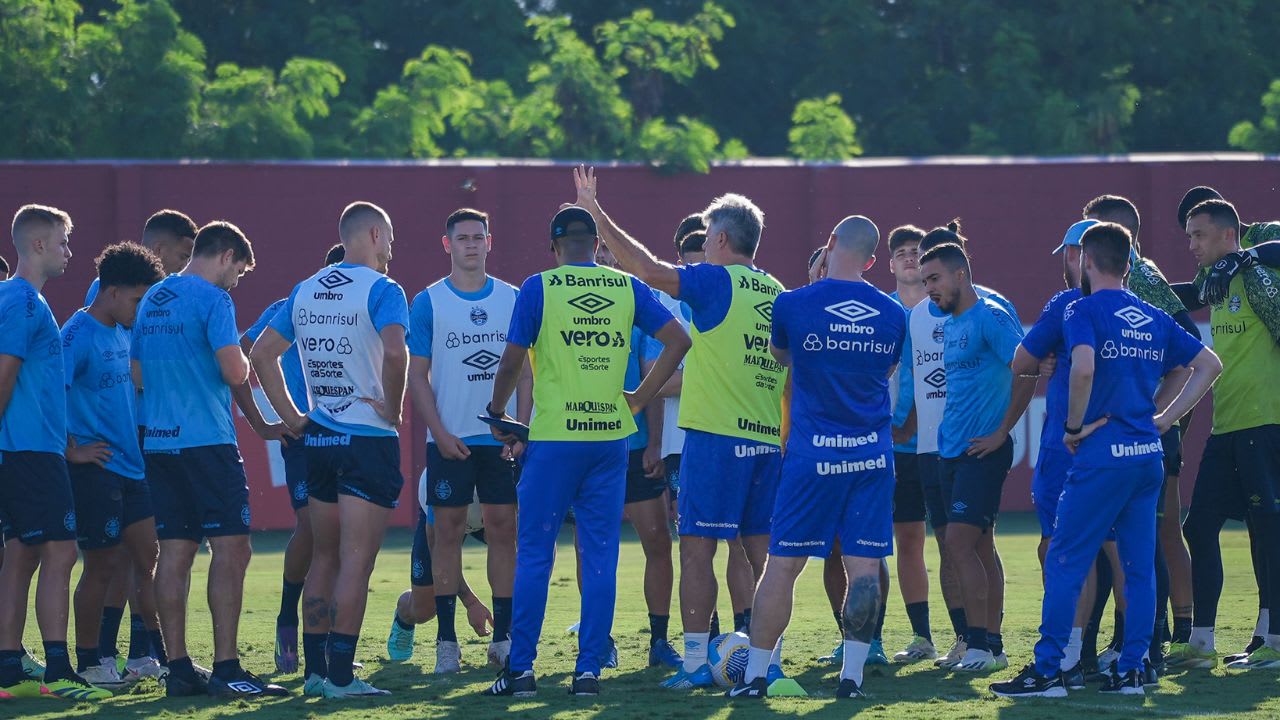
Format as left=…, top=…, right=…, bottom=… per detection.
left=315, top=269, right=353, bottom=300
left=1114, top=305, right=1153, bottom=330
left=825, top=299, right=879, bottom=334
left=150, top=287, right=178, bottom=306
left=568, top=293, right=614, bottom=315
left=753, top=301, right=773, bottom=322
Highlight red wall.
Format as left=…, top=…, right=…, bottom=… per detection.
left=4, top=157, right=1275, bottom=529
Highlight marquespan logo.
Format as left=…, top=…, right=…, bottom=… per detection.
left=824, top=299, right=880, bottom=324
left=150, top=287, right=178, bottom=307
left=317, top=270, right=354, bottom=290
left=923, top=367, right=947, bottom=389
left=462, top=349, right=501, bottom=372
left=568, top=293, right=614, bottom=315
left=1114, top=305, right=1153, bottom=330
left=753, top=301, right=773, bottom=322
left=470, top=306, right=488, bottom=326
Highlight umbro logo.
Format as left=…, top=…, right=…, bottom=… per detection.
left=317, top=270, right=354, bottom=290
left=1114, top=305, right=1153, bottom=330
left=568, top=293, right=614, bottom=315
left=150, top=287, right=178, bottom=307
left=924, top=367, right=946, bottom=389
left=753, top=301, right=773, bottom=322
left=824, top=299, right=880, bottom=324
left=462, top=349, right=501, bottom=371
left=225, top=680, right=262, bottom=694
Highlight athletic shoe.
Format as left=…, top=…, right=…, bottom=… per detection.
left=604, top=637, right=619, bottom=670
left=992, top=652, right=1010, bottom=671
left=207, top=669, right=289, bottom=698
left=835, top=678, right=866, bottom=699
left=648, top=639, right=682, bottom=668
left=387, top=615, right=415, bottom=662
left=1095, top=647, right=1120, bottom=670
left=1226, top=646, right=1280, bottom=670
left=818, top=643, right=843, bottom=664
left=935, top=637, right=967, bottom=668
left=989, top=664, right=1067, bottom=699
left=766, top=664, right=785, bottom=684
left=1164, top=642, right=1217, bottom=669
left=164, top=670, right=208, bottom=697
left=726, top=677, right=767, bottom=698
left=20, top=650, right=44, bottom=680
left=122, top=656, right=166, bottom=683
left=660, top=664, right=714, bottom=689
left=435, top=641, right=462, bottom=674
left=303, top=673, right=325, bottom=697
left=893, top=636, right=938, bottom=663
left=569, top=671, right=600, bottom=696
left=45, top=675, right=113, bottom=701
left=275, top=624, right=299, bottom=673
left=954, top=649, right=1000, bottom=672
left=1225, top=636, right=1265, bottom=665
left=1098, top=667, right=1144, bottom=695
left=0, top=679, right=46, bottom=699
left=1061, top=662, right=1086, bottom=690
left=488, top=640, right=511, bottom=669
left=483, top=669, right=536, bottom=697
left=866, top=639, right=889, bottom=665
left=81, top=660, right=129, bottom=691
left=321, top=677, right=390, bottom=698
left=1143, top=658, right=1160, bottom=687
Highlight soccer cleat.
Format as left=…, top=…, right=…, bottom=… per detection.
left=303, top=673, right=326, bottom=697
left=818, top=642, right=843, bottom=664
left=954, top=649, right=1000, bottom=672
left=45, top=675, right=113, bottom=701
left=321, top=677, right=390, bottom=698
left=605, top=637, right=619, bottom=670
left=835, top=677, right=866, bottom=699
left=435, top=641, right=462, bottom=674
left=275, top=624, right=299, bottom=673
left=992, top=652, right=1010, bottom=671
left=648, top=639, right=682, bottom=668
left=935, top=637, right=967, bottom=668
left=207, top=669, right=290, bottom=698
left=20, top=650, right=44, bottom=681
left=1143, top=658, right=1160, bottom=687
left=1164, top=642, right=1217, bottom=669
left=726, top=676, right=768, bottom=698
left=164, top=670, right=209, bottom=697
left=989, top=663, right=1067, bottom=699
left=0, top=679, right=47, bottom=699
left=1226, top=645, right=1280, bottom=670
left=766, top=664, right=785, bottom=684
left=81, top=660, right=129, bottom=691
left=1061, top=662, right=1086, bottom=690
left=487, top=640, right=511, bottom=669
left=1098, top=667, right=1144, bottom=695
left=1225, top=636, right=1265, bottom=665
left=1095, top=647, right=1120, bottom=670
left=483, top=669, right=537, bottom=697
left=866, top=639, right=889, bottom=665
left=569, top=671, right=600, bottom=696
left=894, top=636, right=938, bottom=663
left=387, top=615, right=415, bottom=662
left=660, top=664, right=714, bottom=689
left=123, top=656, right=166, bottom=683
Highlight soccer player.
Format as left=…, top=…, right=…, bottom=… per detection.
left=402, top=208, right=528, bottom=672
left=1169, top=199, right=1280, bottom=669
left=991, top=222, right=1220, bottom=697
left=727, top=216, right=905, bottom=699
left=917, top=237, right=1029, bottom=672
left=133, top=221, right=289, bottom=698
left=241, top=242, right=345, bottom=674
left=481, top=205, right=688, bottom=697
left=63, top=244, right=164, bottom=691
left=0, top=205, right=108, bottom=701
left=251, top=202, right=409, bottom=698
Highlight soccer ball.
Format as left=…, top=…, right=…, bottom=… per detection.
left=708, top=632, right=751, bottom=687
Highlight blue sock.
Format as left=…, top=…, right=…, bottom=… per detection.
left=212, top=658, right=241, bottom=682
left=98, top=606, right=124, bottom=659
left=128, top=614, right=150, bottom=659
left=167, top=656, right=195, bottom=681
left=303, top=633, right=328, bottom=678
left=42, top=642, right=73, bottom=682
left=435, top=595, right=457, bottom=642
left=327, top=632, right=357, bottom=686
left=493, top=597, right=513, bottom=642
left=278, top=578, right=304, bottom=627
left=0, top=650, right=23, bottom=685
left=147, top=629, right=167, bottom=664
left=75, top=646, right=100, bottom=672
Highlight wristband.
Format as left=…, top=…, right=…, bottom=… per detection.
left=1064, top=422, right=1083, bottom=436
left=485, top=402, right=504, bottom=419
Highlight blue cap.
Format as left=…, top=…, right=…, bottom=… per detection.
left=1052, top=219, right=1100, bottom=255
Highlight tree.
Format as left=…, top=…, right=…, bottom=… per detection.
left=635, top=116, right=719, bottom=173
left=1229, top=79, right=1280, bottom=152
left=0, top=0, right=79, bottom=157
left=788, top=94, right=860, bottom=161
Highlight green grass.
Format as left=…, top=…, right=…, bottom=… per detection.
left=15, top=513, right=1278, bottom=719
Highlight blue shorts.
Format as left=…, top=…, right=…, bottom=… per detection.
left=677, top=430, right=781, bottom=539
left=940, top=436, right=1013, bottom=530
left=69, top=464, right=153, bottom=550
left=411, top=509, right=433, bottom=587
left=0, top=451, right=75, bottom=545
left=425, top=443, right=517, bottom=507
left=304, top=426, right=403, bottom=509
left=281, top=439, right=309, bottom=511
left=147, top=445, right=250, bottom=542
left=770, top=452, right=894, bottom=558
left=1031, top=447, right=1073, bottom=538
left=916, top=452, right=949, bottom=529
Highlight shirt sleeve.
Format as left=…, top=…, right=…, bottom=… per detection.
left=268, top=287, right=300, bottom=343
left=1063, top=301, right=1095, bottom=351
left=1164, top=317, right=1205, bottom=371
left=984, top=303, right=1025, bottom=364
left=894, top=320, right=915, bottom=421
left=369, top=278, right=409, bottom=333
left=406, top=291, right=433, bottom=358
left=1020, top=294, right=1064, bottom=359
left=61, top=326, right=82, bottom=388
left=507, top=275, right=543, bottom=348
left=242, top=300, right=282, bottom=344
left=675, top=263, right=732, bottom=331
left=770, top=292, right=790, bottom=350
left=205, top=292, right=240, bottom=352
left=632, top=277, right=676, bottom=337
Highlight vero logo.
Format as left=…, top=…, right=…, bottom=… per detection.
left=824, top=299, right=880, bottom=324
left=318, top=270, right=354, bottom=290
left=1113, top=305, right=1153, bottom=330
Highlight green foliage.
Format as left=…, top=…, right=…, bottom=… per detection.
left=788, top=94, right=861, bottom=161
left=0, top=0, right=80, bottom=157
left=635, top=116, right=719, bottom=173
left=1230, top=79, right=1280, bottom=152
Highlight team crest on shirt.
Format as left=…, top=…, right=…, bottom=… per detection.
left=105, top=517, right=120, bottom=539
left=1230, top=295, right=1242, bottom=313
left=435, top=480, right=452, bottom=500
left=470, top=306, right=488, bottom=326
left=958, top=334, right=969, bottom=349
left=931, top=323, right=944, bottom=343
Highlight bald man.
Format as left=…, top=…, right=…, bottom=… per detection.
left=728, top=217, right=907, bottom=699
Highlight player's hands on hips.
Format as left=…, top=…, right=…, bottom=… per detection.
left=437, top=432, right=472, bottom=461
left=280, top=408, right=310, bottom=436
left=501, top=440, right=525, bottom=461
left=1200, top=250, right=1254, bottom=307
left=1063, top=416, right=1108, bottom=454
left=1037, top=352, right=1057, bottom=378
left=257, top=420, right=298, bottom=444
left=362, top=397, right=402, bottom=428
left=67, top=440, right=113, bottom=468
left=966, top=431, right=1007, bottom=458
left=1154, top=412, right=1175, bottom=436
left=464, top=598, right=494, bottom=637
left=643, top=444, right=664, bottom=479
left=573, top=164, right=598, bottom=209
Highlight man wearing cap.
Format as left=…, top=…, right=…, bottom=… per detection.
left=481, top=205, right=689, bottom=697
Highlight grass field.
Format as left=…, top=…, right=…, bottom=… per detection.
left=14, top=513, right=1278, bottom=719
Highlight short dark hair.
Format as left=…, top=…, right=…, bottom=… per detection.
left=12, top=204, right=73, bottom=240
left=193, top=221, right=254, bottom=267
left=1079, top=222, right=1132, bottom=277
left=808, top=247, right=823, bottom=270
left=0, top=255, right=9, bottom=275
left=96, top=242, right=165, bottom=289
left=1082, top=194, right=1140, bottom=239
left=673, top=213, right=706, bottom=255
left=679, top=230, right=706, bottom=256
left=339, top=201, right=390, bottom=241
left=1178, top=186, right=1223, bottom=228
left=919, top=242, right=970, bottom=274
left=918, top=219, right=965, bottom=254
left=142, top=209, right=197, bottom=242
left=1186, top=199, right=1240, bottom=233
left=446, top=208, right=489, bottom=236
left=888, top=224, right=926, bottom=252
left=324, top=243, right=345, bottom=265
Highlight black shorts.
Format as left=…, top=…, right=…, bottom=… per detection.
left=1190, top=425, right=1280, bottom=521
left=425, top=443, right=516, bottom=507
left=281, top=439, right=309, bottom=511
left=411, top=509, right=434, bottom=587
left=940, top=436, right=1014, bottom=530
left=305, top=426, right=403, bottom=509
left=625, top=448, right=667, bottom=504
left=664, top=454, right=681, bottom=501
left=917, top=452, right=949, bottom=529
left=0, top=451, right=75, bottom=545
left=147, top=445, right=250, bottom=542
left=892, top=451, right=926, bottom=523
left=69, top=464, right=153, bottom=550
left=1161, top=425, right=1183, bottom=478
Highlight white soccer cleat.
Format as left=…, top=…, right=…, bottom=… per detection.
left=935, top=637, right=968, bottom=668
left=487, top=640, right=511, bottom=669
left=894, top=636, right=938, bottom=663
left=81, top=659, right=129, bottom=691
left=122, top=656, right=166, bottom=683
left=435, top=640, right=462, bottom=674
left=954, top=648, right=1000, bottom=673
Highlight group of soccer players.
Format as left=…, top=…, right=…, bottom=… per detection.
left=0, top=169, right=1278, bottom=704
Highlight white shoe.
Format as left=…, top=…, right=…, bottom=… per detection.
left=1097, top=647, right=1121, bottom=669
left=935, top=637, right=968, bottom=668
left=435, top=640, right=462, bottom=674
left=81, top=659, right=129, bottom=690
left=122, top=656, right=166, bottom=683
left=322, top=676, right=390, bottom=698
left=303, top=673, right=326, bottom=697
left=487, top=640, right=511, bottom=669
left=954, top=648, right=999, bottom=672
left=894, top=636, right=938, bottom=663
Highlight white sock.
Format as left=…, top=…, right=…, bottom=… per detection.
left=683, top=632, right=709, bottom=673
left=1255, top=609, right=1269, bottom=638
left=1061, top=627, right=1083, bottom=671
left=840, top=640, right=871, bottom=684
left=1189, top=627, right=1215, bottom=652
left=745, top=646, right=771, bottom=683
left=770, top=635, right=784, bottom=667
